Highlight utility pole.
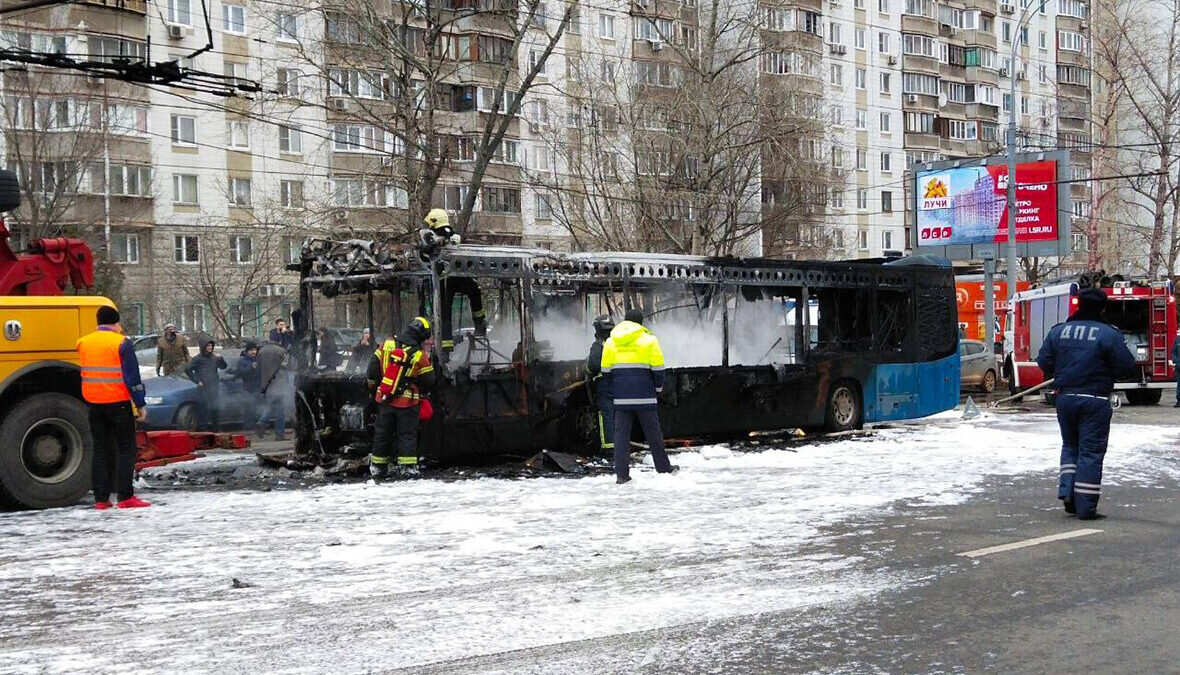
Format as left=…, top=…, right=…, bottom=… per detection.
left=1006, top=0, right=1051, bottom=308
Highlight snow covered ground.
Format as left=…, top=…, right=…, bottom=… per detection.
left=0, top=412, right=1176, bottom=674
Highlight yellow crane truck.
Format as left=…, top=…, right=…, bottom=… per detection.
left=0, top=297, right=116, bottom=508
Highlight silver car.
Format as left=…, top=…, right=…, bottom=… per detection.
left=960, top=339, right=998, bottom=393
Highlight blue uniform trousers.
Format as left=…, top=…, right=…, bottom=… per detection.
left=1056, top=394, right=1112, bottom=519
left=613, top=407, right=671, bottom=480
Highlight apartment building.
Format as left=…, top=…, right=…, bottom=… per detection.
left=0, top=0, right=1092, bottom=338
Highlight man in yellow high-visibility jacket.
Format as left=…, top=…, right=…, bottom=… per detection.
left=76, top=306, right=151, bottom=509
left=600, top=308, right=677, bottom=484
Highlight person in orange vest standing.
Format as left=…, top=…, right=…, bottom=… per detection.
left=76, top=306, right=151, bottom=509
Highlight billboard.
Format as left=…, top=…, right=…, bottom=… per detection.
left=910, top=151, right=1071, bottom=261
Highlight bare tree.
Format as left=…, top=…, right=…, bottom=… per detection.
left=532, top=0, right=835, bottom=257
left=263, top=0, right=576, bottom=237
left=1094, top=0, right=1180, bottom=276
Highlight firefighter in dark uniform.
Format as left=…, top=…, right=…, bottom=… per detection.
left=585, top=315, right=615, bottom=457
left=1036, top=288, right=1135, bottom=520
left=367, top=317, right=436, bottom=480
left=419, top=208, right=486, bottom=351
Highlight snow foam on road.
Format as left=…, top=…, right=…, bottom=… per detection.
left=0, top=413, right=1176, bottom=674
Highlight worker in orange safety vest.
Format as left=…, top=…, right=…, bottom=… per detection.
left=75, top=305, right=151, bottom=509
left=366, top=317, right=436, bottom=480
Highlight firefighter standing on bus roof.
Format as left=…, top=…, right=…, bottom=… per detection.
left=76, top=306, right=151, bottom=509
left=367, top=317, right=436, bottom=480
left=419, top=208, right=487, bottom=351
left=601, top=308, right=678, bottom=484
left=1036, top=288, right=1135, bottom=520
left=585, top=315, right=615, bottom=457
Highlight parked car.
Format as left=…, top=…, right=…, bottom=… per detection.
left=141, top=375, right=259, bottom=430
left=959, top=339, right=998, bottom=393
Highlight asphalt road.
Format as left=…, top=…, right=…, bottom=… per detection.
left=402, top=405, right=1180, bottom=675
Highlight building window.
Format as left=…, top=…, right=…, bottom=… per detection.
left=224, top=61, right=248, bottom=82
left=110, top=232, right=139, bottom=264
left=855, top=28, right=866, bottom=50
left=881, top=152, right=892, bottom=172
left=282, top=236, right=303, bottom=264
left=856, top=109, right=867, bottom=129
left=230, top=235, right=253, bottom=263
left=855, top=68, right=866, bottom=89
left=277, top=69, right=301, bottom=96
left=529, top=49, right=547, bottom=74
left=882, top=230, right=894, bottom=249
left=856, top=149, right=867, bottom=170
left=880, top=72, right=891, bottom=93
left=858, top=230, right=869, bottom=250
left=879, top=112, right=891, bottom=133
left=172, top=174, right=198, bottom=204
left=878, top=32, right=890, bottom=54
left=170, top=114, right=196, bottom=144
left=535, top=193, right=552, bottom=219
left=279, top=125, right=302, bottom=153
left=857, top=189, right=868, bottom=210
left=481, top=186, right=522, bottom=213
left=226, top=120, right=249, bottom=149
left=222, top=4, right=246, bottom=34
left=229, top=177, right=252, bottom=207
left=598, top=13, right=615, bottom=39
left=830, top=63, right=843, bottom=86
left=174, top=235, right=200, bottom=263
left=280, top=180, right=304, bottom=208
left=180, top=304, right=206, bottom=332
left=167, top=0, right=192, bottom=25
left=881, top=191, right=893, bottom=212
left=276, top=12, right=297, bottom=42
left=830, top=188, right=844, bottom=209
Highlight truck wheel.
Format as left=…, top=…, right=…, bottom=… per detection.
left=0, top=393, right=92, bottom=509
left=1125, top=389, right=1162, bottom=406
left=824, top=381, right=862, bottom=432
left=174, top=403, right=198, bottom=431
left=982, top=369, right=997, bottom=393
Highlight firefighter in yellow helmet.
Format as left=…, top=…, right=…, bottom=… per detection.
left=418, top=208, right=486, bottom=350
left=366, top=316, right=436, bottom=480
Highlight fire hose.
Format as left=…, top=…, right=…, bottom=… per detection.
left=986, top=378, right=1122, bottom=410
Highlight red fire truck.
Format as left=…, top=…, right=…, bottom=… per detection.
left=1005, top=278, right=1177, bottom=405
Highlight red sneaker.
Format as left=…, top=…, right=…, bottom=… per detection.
left=116, top=496, right=152, bottom=509
left=94, top=501, right=112, bottom=511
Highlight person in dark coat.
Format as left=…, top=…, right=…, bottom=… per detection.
left=268, top=318, right=295, bottom=350
left=1036, top=288, right=1136, bottom=520
left=585, top=315, right=615, bottom=457
left=347, top=329, right=373, bottom=373
left=317, top=327, right=343, bottom=370
left=234, top=341, right=262, bottom=421
left=256, top=340, right=292, bottom=440
left=185, top=340, right=228, bottom=430
left=1172, top=333, right=1179, bottom=408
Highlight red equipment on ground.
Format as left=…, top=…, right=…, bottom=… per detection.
left=135, top=431, right=250, bottom=470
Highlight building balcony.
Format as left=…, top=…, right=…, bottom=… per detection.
left=901, top=15, right=940, bottom=36
left=961, top=29, right=997, bottom=50
left=82, top=0, right=147, bottom=14
left=904, top=131, right=941, bottom=151
left=902, top=54, right=941, bottom=75
left=1057, top=49, right=1088, bottom=68
left=965, top=66, right=1000, bottom=86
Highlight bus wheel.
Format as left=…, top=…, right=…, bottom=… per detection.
left=0, top=394, right=92, bottom=510
left=824, top=381, right=862, bottom=432
left=1125, top=390, right=1162, bottom=406
left=982, top=369, right=997, bottom=393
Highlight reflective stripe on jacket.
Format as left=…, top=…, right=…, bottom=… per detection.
left=600, top=321, right=665, bottom=409
left=76, top=329, right=132, bottom=404
left=376, top=339, right=434, bottom=408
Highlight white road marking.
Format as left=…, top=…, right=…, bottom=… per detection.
left=958, top=528, right=1104, bottom=558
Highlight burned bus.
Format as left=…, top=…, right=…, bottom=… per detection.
left=291, top=240, right=960, bottom=464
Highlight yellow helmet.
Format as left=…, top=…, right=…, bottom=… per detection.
left=424, top=208, right=449, bottom=230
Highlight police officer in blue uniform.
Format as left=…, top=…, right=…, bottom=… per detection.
left=1037, top=287, right=1135, bottom=520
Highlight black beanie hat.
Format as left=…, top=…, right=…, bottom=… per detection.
left=96, top=306, right=120, bottom=325
left=624, top=308, right=645, bottom=324
left=1077, top=287, right=1107, bottom=313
